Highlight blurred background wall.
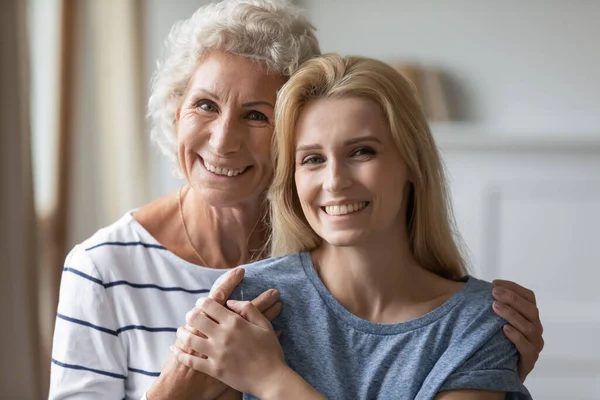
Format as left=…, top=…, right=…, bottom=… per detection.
left=3, top=0, right=598, bottom=398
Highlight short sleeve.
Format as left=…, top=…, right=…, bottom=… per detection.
left=49, top=245, right=127, bottom=399
left=439, top=328, right=532, bottom=399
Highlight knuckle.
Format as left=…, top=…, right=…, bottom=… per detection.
left=182, top=331, right=193, bottom=348
left=241, top=301, right=254, bottom=315
left=523, top=324, right=536, bottom=338
left=507, top=291, right=519, bottom=305
left=195, top=296, right=207, bottom=308
left=185, top=309, right=198, bottom=326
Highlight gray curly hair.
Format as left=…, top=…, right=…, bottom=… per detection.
left=148, top=0, right=321, bottom=167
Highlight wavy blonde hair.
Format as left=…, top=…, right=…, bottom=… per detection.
left=269, top=54, right=467, bottom=279
left=148, top=0, right=320, bottom=170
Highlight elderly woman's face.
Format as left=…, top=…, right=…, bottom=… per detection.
left=176, top=51, right=284, bottom=207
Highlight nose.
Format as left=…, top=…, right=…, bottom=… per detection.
left=209, top=115, right=243, bottom=155
left=323, top=159, right=352, bottom=193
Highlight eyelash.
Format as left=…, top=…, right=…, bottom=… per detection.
left=300, top=147, right=377, bottom=165
left=195, top=100, right=269, bottom=122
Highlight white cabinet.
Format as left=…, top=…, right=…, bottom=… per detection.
left=437, top=132, right=600, bottom=399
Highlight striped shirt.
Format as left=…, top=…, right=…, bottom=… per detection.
left=49, top=211, right=230, bottom=399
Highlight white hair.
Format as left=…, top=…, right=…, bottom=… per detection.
left=148, top=0, right=320, bottom=167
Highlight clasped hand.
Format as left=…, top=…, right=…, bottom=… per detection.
left=172, top=269, right=288, bottom=397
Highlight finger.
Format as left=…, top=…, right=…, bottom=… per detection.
left=184, top=323, right=207, bottom=339
left=250, top=288, right=280, bottom=313
left=174, top=337, right=195, bottom=355
left=186, top=306, right=220, bottom=335
left=176, top=327, right=213, bottom=358
left=275, top=330, right=282, bottom=339
left=262, top=301, right=282, bottom=322
left=227, top=300, right=272, bottom=330
left=492, top=286, right=542, bottom=332
left=502, top=325, right=537, bottom=382
left=172, top=346, right=214, bottom=375
left=196, top=297, right=238, bottom=324
left=209, top=268, right=245, bottom=305
left=492, top=279, right=536, bottom=305
left=492, top=301, right=539, bottom=344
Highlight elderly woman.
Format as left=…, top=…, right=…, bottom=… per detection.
left=49, top=1, right=544, bottom=399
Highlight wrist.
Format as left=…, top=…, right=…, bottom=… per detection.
left=257, top=366, right=324, bottom=400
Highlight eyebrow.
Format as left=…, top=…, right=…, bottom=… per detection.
left=189, top=88, right=274, bottom=108
left=295, top=136, right=382, bottom=152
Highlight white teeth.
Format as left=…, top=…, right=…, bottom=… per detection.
left=203, top=160, right=246, bottom=177
left=324, top=202, right=368, bottom=216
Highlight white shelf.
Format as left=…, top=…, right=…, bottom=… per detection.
left=430, top=123, right=600, bottom=152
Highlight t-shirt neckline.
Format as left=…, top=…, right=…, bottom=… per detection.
left=297, top=251, right=474, bottom=335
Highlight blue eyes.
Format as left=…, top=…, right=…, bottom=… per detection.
left=301, top=156, right=324, bottom=165
left=300, top=147, right=376, bottom=165
left=195, top=100, right=268, bottom=122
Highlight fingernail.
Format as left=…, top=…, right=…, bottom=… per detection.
left=235, top=268, right=243, bottom=276
left=227, top=299, right=239, bottom=305
left=504, top=325, right=513, bottom=333
left=269, top=289, right=279, bottom=296
left=493, top=287, right=505, bottom=296
left=493, top=301, right=505, bottom=310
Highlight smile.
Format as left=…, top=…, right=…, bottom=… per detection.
left=203, top=160, right=249, bottom=177
left=323, top=202, right=369, bottom=216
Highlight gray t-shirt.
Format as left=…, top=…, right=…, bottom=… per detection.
left=223, top=252, right=531, bottom=399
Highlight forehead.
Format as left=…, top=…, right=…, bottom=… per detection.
left=187, top=51, right=284, bottom=100
left=295, top=97, right=389, bottom=144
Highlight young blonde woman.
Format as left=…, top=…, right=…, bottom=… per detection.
left=173, top=54, right=533, bottom=399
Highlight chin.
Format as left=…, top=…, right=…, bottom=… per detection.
left=320, top=231, right=367, bottom=247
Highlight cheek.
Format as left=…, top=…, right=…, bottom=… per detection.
left=177, top=115, right=206, bottom=147
left=248, top=129, right=274, bottom=165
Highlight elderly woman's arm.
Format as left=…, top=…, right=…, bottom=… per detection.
left=173, top=298, right=326, bottom=400
left=49, top=246, right=129, bottom=399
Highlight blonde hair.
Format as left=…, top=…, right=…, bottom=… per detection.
left=270, top=54, right=467, bottom=279
left=148, top=0, right=320, bottom=169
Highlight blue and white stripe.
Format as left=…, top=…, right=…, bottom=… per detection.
left=49, top=211, right=230, bottom=399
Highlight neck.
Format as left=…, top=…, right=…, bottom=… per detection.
left=312, top=227, right=450, bottom=323
left=182, top=185, right=268, bottom=269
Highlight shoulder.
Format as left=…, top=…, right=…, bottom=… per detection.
left=432, top=278, right=531, bottom=398
left=452, top=277, right=503, bottom=330
left=239, top=252, right=305, bottom=280
left=68, top=211, right=166, bottom=279
left=229, top=253, right=306, bottom=301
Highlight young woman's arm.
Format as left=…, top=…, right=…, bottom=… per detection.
left=172, top=298, right=325, bottom=400
left=492, top=279, right=544, bottom=381
left=435, top=390, right=505, bottom=400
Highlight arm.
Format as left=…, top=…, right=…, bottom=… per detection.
left=49, top=247, right=127, bottom=399
left=492, top=279, right=544, bottom=381
left=147, top=269, right=282, bottom=400
left=435, top=390, right=505, bottom=400
left=173, top=297, right=325, bottom=400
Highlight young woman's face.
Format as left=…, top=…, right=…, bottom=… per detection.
left=177, top=51, right=284, bottom=207
left=294, top=97, right=412, bottom=247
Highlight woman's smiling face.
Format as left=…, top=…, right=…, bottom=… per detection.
left=294, top=96, right=413, bottom=247
left=177, top=51, right=285, bottom=207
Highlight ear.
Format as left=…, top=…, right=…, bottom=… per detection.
left=175, top=106, right=182, bottom=124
